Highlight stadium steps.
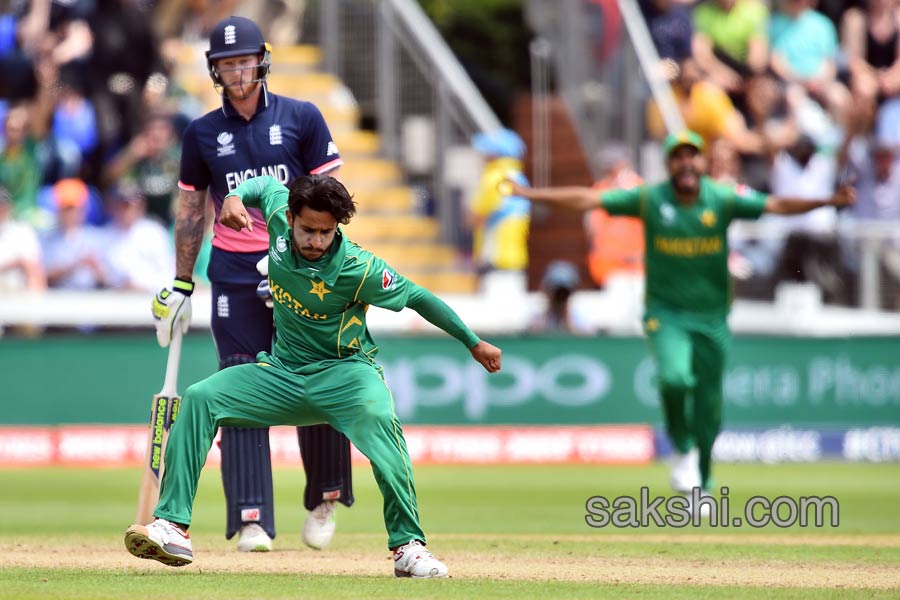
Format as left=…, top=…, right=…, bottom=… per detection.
left=342, top=214, right=440, bottom=243
left=268, top=45, right=322, bottom=71
left=353, top=186, right=418, bottom=213
left=361, top=242, right=458, bottom=268
left=338, top=158, right=404, bottom=189
left=333, top=130, right=380, bottom=158
left=171, top=41, right=477, bottom=293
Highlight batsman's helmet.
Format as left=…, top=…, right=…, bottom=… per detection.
left=205, top=16, right=271, bottom=94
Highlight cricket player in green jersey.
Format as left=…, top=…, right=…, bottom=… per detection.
left=125, top=174, right=502, bottom=577
left=508, top=130, right=854, bottom=512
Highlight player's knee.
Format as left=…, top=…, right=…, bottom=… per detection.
left=184, top=380, right=215, bottom=409
left=348, top=401, right=394, bottom=434
left=658, top=370, right=693, bottom=393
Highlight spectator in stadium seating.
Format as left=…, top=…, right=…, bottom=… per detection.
left=86, top=0, right=165, bottom=177
left=643, top=0, right=693, bottom=81
left=0, top=52, right=57, bottom=225
left=769, top=0, right=850, bottom=130
left=101, top=181, right=174, bottom=292
left=507, top=130, right=854, bottom=516
left=741, top=74, right=800, bottom=191
left=142, top=38, right=204, bottom=133
left=646, top=57, right=768, bottom=155
left=585, top=143, right=644, bottom=289
left=818, top=0, right=866, bottom=31
left=529, top=259, right=594, bottom=335
left=467, top=128, right=531, bottom=277
left=711, top=138, right=768, bottom=291
left=40, top=178, right=107, bottom=290
left=0, top=186, right=46, bottom=293
left=691, top=0, right=770, bottom=109
left=101, top=113, right=181, bottom=226
left=49, top=66, right=98, bottom=177
left=769, top=134, right=849, bottom=304
left=0, top=103, right=43, bottom=224
left=841, top=0, right=900, bottom=108
left=0, top=0, right=93, bottom=99
left=839, top=107, right=900, bottom=310
left=707, top=137, right=741, bottom=184
left=0, top=10, right=37, bottom=99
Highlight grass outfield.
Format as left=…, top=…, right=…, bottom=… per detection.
left=1, top=462, right=899, bottom=598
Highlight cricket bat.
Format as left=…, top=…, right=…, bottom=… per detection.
left=135, top=327, right=183, bottom=524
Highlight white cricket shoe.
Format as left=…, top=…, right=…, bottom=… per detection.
left=669, top=447, right=700, bottom=493
left=124, top=518, right=193, bottom=567
left=302, top=500, right=336, bottom=550
left=393, top=540, right=449, bottom=578
left=237, top=523, right=272, bottom=552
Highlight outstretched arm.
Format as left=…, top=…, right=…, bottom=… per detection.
left=405, top=284, right=501, bottom=373
left=764, top=185, right=855, bottom=215
left=507, top=180, right=600, bottom=213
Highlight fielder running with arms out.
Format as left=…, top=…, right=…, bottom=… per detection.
left=127, top=174, right=502, bottom=577
left=150, top=16, right=351, bottom=553
left=508, top=130, right=854, bottom=513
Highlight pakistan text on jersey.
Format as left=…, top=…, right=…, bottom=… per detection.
left=271, top=282, right=328, bottom=320
left=653, top=235, right=722, bottom=257
left=226, top=164, right=290, bottom=191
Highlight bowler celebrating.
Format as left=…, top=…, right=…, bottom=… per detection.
left=508, top=130, right=854, bottom=512
left=151, top=16, right=351, bottom=552
left=128, top=174, right=502, bottom=577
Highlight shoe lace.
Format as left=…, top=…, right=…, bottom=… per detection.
left=310, top=500, right=335, bottom=523
left=153, top=519, right=183, bottom=542
left=396, top=540, right=433, bottom=563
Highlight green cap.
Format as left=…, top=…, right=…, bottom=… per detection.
left=663, top=130, right=705, bottom=158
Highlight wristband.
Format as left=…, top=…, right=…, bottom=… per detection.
left=173, top=277, right=195, bottom=296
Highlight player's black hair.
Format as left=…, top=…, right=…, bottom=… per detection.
left=288, top=174, right=357, bottom=225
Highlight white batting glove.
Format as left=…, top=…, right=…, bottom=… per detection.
left=151, top=278, right=194, bottom=347
left=255, top=255, right=273, bottom=309
left=256, top=255, right=269, bottom=277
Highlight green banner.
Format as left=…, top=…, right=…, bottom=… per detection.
left=1, top=333, right=898, bottom=425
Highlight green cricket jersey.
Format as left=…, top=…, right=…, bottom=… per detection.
left=601, top=176, right=767, bottom=314
left=230, top=176, right=479, bottom=366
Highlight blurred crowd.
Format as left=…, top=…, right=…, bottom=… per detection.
left=0, top=0, right=302, bottom=296
left=639, top=0, right=900, bottom=307
left=1, top=0, right=898, bottom=313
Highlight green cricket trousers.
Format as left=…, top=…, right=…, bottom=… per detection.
left=154, top=352, right=424, bottom=549
left=643, top=304, right=730, bottom=490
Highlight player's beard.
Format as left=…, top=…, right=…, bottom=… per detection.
left=225, top=78, right=259, bottom=100
left=301, top=248, right=325, bottom=260
left=671, top=166, right=700, bottom=196
left=292, top=236, right=327, bottom=261
left=221, top=65, right=261, bottom=100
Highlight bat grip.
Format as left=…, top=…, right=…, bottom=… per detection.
left=160, top=328, right=183, bottom=396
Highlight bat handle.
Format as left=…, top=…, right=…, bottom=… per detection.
left=161, top=328, right=183, bottom=396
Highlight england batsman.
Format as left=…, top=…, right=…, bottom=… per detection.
left=127, top=174, right=502, bottom=577
left=508, top=130, right=854, bottom=511
left=151, top=17, right=352, bottom=552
